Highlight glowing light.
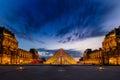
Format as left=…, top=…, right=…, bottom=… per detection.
left=20, top=60, right=23, bottom=64
left=19, top=66, right=24, bottom=70
left=109, top=58, right=117, bottom=65
left=98, top=65, right=104, bottom=71
left=17, top=65, right=24, bottom=71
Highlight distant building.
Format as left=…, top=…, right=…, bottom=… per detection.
left=83, top=48, right=102, bottom=64
left=83, top=26, right=120, bottom=65
left=0, top=27, right=39, bottom=64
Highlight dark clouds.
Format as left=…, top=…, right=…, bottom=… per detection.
left=4, top=0, right=84, bottom=33
left=0, top=0, right=117, bottom=44
left=1, top=23, right=45, bottom=44
left=56, top=0, right=115, bottom=43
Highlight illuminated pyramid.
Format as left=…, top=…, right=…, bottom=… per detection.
left=45, top=48, right=77, bottom=64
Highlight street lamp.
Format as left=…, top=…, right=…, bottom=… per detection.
left=98, top=65, right=104, bottom=71
left=17, top=62, right=24, bottom=71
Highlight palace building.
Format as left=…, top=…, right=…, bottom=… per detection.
left=83, top=26, right=120, bottom=65
left=0, top=27, right=39, bottom=64
left=83, top=48, right=103, bottom=64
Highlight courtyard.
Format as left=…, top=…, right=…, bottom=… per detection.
left=0, top=65, right=120, bottom=80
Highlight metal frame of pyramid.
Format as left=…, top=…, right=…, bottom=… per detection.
left=45, top=48, right=77, bottom=64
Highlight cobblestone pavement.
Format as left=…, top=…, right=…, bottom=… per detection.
left=0, top=65, right=120, bottom=80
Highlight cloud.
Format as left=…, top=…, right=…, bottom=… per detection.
left=101, top=0, right=120, bottom=32
left=2, top=0, right=114, bottom=38
left=3, top=0, right=84, bottom=34
left=45, top=36, right=104, bottom=52
left=37, top=48, right=57, bottom=59
left=65, top=49, right=82, bottom=57
left=56, top=26, right=73, bottom=37
left=0, top=0, right=120, bottom=51
left=0, top=23, right=45, bottom=44
left=55, top=0, right=115, bottom=43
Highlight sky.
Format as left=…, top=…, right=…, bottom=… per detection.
left=0, top=0, right=120, bottom=60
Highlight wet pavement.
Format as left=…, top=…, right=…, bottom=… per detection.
left=0, top=65, right=120, bottom=80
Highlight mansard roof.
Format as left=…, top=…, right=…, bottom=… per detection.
left=105, top=26, right=120, bottom=37
left=0, top=27, right=15, bottom=37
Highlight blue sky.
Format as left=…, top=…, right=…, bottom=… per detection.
left=0, top=0, right=120, bottom=60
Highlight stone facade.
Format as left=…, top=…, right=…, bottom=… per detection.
left=0, top=27, right=39, bottom=64
left=83, top=48, right=102, bottom=64
left=83, top=26, right=120, bottom=65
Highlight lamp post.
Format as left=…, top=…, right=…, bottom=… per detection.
left=0, top=49, right=3, bottom=64
left=0, top=55, right=1, bottom=64
left=116, top=49, right=118, bottom=65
